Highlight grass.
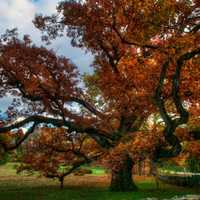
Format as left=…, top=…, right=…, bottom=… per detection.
left=83, top=165, right=106, bottom=175
left=158, top=164, right=187, bottom=173
left=0, top=163, right=199, bottom=200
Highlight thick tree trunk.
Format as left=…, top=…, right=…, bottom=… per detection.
left=110, top=154, right=137, bottom=192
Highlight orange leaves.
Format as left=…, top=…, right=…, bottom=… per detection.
left=186, top=141, right=200, bottom=159
left=103, top=130, right=163, bottom=171
left=128, top=131, right=162, bottom=159
left=0, top=0, right=200, bottom=175
left=23, top=75, right=39, bottom=94
left=169, top=153, right=188, bottom=166
left=31, top=0, right=200, bottom=124
left=0, top=131, right=13, bottom=145
left=175, top=127, right=192, bottom=142
left=0, top=129, right=25, bottom=149
left=18, top=127, right=103, bottom=179
left=0, top=35, right=82, bottom=117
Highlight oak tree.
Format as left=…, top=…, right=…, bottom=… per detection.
left=17, top=127, right=102, bottom=189
left=34, top=0, right=200, bottom=160
left=0, top=0, right=200, bottom=192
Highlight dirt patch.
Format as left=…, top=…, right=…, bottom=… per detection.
left=0, top=174, right=154, bottom=188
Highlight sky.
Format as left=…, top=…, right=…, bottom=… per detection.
left=0, top=0, right=93, bottom=113
left=0, top=0, right=93, bottom=73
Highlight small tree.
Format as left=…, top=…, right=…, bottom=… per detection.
left=17, top=127, right=102, bottom=189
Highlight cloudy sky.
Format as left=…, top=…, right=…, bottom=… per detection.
left=0, top=0, right=93, bottom=113
left=0, top=0, right=93, bottom=73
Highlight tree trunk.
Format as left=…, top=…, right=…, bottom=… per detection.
left=150, top=160, right=159, bottom=189
left=59, top=177, right=64, bottom=189
left=138, top=161, right=143, bottom=176
left=110, top=154, right=137, bottom=192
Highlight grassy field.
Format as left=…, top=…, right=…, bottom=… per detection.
left=0, top=163, right=199, bottom=200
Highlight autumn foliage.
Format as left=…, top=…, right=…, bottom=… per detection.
left=17, top=127, right=102, bottom=188
left=0, top=0, right=200, bottom=192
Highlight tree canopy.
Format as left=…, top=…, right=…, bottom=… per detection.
left=0, top=0, right=200, bottom=192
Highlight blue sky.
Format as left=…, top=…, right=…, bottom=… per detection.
left=0, top=0, right=93, bottom=73
left=0, top=0, right=93, bottom=112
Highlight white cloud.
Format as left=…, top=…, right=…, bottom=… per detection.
left=0, top=0, right=93, bottom=112
left=34, top=0, right=58, bottom=14
left=0, top=0, right=36, bottom=34
left=0, top=0, right=93, bottom=73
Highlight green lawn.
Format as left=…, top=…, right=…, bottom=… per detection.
left=83, top=165, right=107, bottom=175
left=158, top=162, right=187, bottom=174
left=0, top=163, right=199, bottom=200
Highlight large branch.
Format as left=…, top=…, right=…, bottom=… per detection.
left=172, top=48, right=200, bottom=127
left=154, top=60, right=182, bottom=158
left=97, top=40, right=120, bottom=74
left=0, top=115, right=113, bottom=148
left=46, top=152, right=103, bottom=180
left=191, top=23, right=200, bottom=33
left=3, top=64, right=104, bottom=118
left=113, top=27, right=159, bottom=49
left=111, top=13, right=159, bottom=50
left=68, top=97, right=104, bottom=118
left=154, top=60, right=173, bottom=126
left=154, top=48, right=200, bottom=159
left=61, top=152, right=103, bottom=177
left=15, top=81, right=104, bottom=119
left=2, top=122, right=37, bottom=151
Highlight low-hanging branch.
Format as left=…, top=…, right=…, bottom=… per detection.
left=0, top=115, right=113, bottom=148
left=45, top=151, right=103, bottom=189
left=0, top=122, right=37, bottom=151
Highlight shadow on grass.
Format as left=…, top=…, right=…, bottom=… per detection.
left=0, top=179, right=199, bottom=200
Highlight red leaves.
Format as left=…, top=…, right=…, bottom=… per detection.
left=102, top=131, right=163, bottom=171
left=0, top=0, right=200, bottom=174
left=18, top=127, right=102, bottom=178
left=0, top=36, right=82, bottom=117
left=186, top=141, right=200, bottom=159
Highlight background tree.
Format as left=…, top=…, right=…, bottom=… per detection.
left=17, top=127, right=102, bottom=189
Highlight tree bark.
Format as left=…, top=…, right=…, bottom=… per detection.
left=138, top=161, right=143, bottom=176
left=59, top=177, right=64, bottom=189
left=110, top=154, right=137, bottom=192
left=150, top=160, right=159, bottom=189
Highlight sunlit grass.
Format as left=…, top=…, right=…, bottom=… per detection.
left=83, top=166, right=106, bottom=175
left=0, top=163, right=199, bottom=200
